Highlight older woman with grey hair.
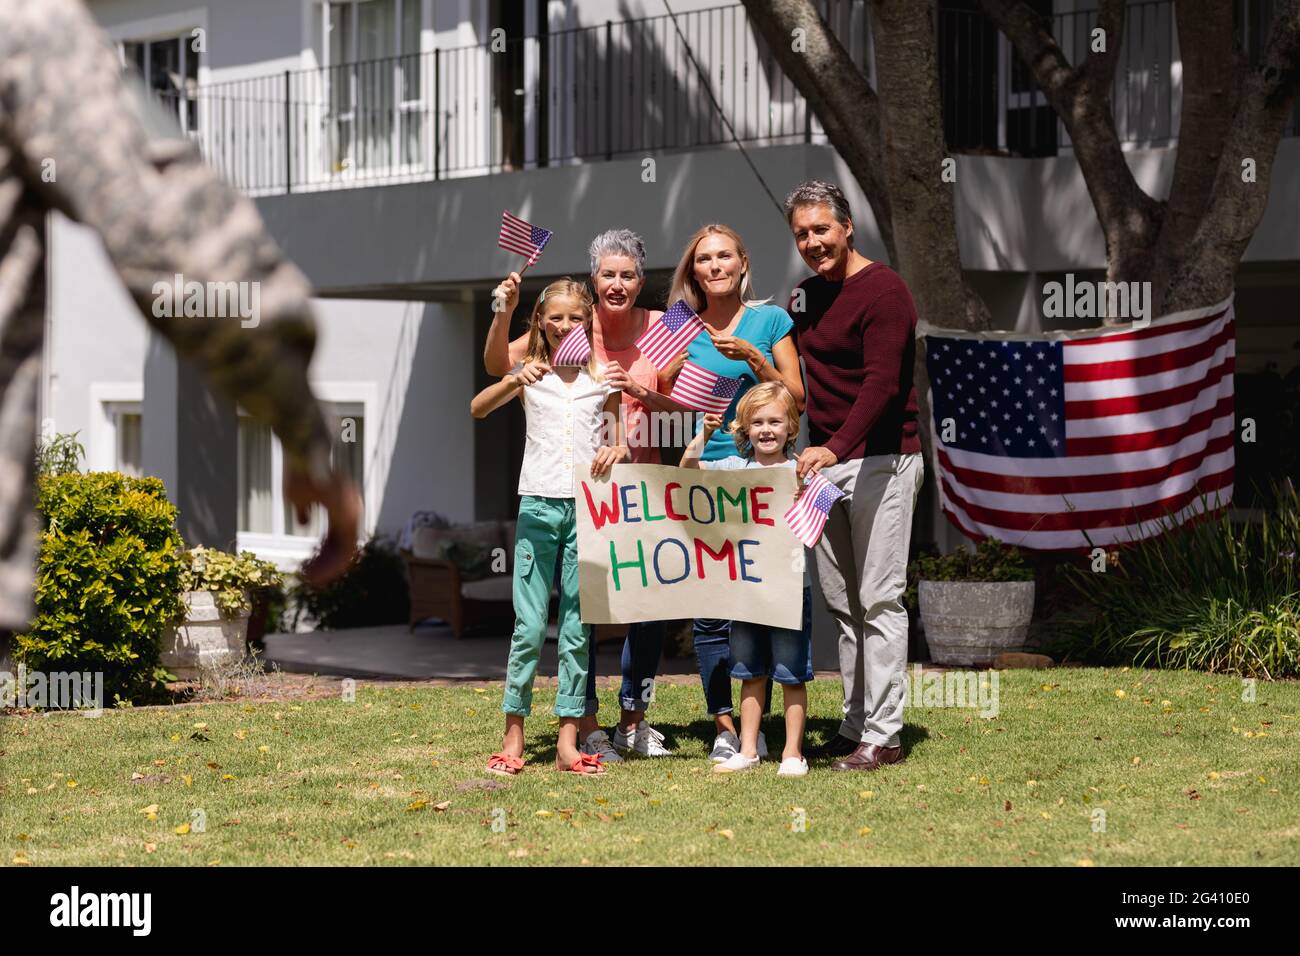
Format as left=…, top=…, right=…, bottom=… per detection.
left=483, top=228, right=683, bottom=763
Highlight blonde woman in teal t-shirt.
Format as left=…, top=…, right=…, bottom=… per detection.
left=659, top=224, right=807, bottom=763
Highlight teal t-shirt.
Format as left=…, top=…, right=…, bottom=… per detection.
left=687, top=303, right=795, bottom=461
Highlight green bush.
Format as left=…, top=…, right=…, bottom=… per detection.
left=1053, top=482, right=1300, bottom=678
left=17, top=472, right=184, bottom=704
left=178, top=546, right=282, bottom=615
left=905, top=538, right=1034, bottom=609
left=291, top=536, right=409, bottom=630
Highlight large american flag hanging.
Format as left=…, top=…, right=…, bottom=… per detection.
left=923, top=296, right=1235, bottom=551
left=498, top=210, right=553, bottom=265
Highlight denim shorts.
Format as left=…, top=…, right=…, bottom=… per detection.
left=728, top=586, right=813, bottom=685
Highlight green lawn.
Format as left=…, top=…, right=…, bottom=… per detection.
left=2, top=668, right=1297, bottom=866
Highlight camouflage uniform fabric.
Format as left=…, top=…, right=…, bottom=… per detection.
left=0, top=0, right=334, bottom=628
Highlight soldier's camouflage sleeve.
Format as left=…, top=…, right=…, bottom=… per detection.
left=0, top=0, right=334, bottom=484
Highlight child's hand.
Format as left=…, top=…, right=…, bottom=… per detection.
left=590, top=445, right=628, bottom=478
left=700, top=412, right=724, bottom=437
left=512, top=361, right=550, bottom=387
left=492, top=272, right=522, bottom=317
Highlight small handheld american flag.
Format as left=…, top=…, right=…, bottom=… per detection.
left=551, top=325, right=592, bottom=367
left=669, top=361, right=742, bottom=414
left=784, top=473, right=845, bottom=548
left=635, top=300, right=706, bottom=370
left=498, top=210, right=553, bottom=267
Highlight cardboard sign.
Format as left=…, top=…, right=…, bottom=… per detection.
left=575, top=463, right=803, bottom=629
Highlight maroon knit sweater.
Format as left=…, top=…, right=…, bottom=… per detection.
left=790, top=262, right=920, bottom=461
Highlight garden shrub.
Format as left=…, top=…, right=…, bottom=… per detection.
left=17, top=472, right=184, bottom=704
left=1053, top=482, right=1300, bottom=678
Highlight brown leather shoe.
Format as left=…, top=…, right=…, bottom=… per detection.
left=830, top=742, right=904, bottom=771
left=808, top=734, right=860, bottom=760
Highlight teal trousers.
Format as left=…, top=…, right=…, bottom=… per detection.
left=502, top=496, right=590, bottom=718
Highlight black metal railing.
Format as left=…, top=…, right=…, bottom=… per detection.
left=154, top=0, right=1293, bottom=196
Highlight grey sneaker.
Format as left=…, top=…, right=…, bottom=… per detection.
left=580, top=729, right=623, bottom=764
left=709, top=731, right=741, bottom=763
left=613, top=720, right=673, bottom=756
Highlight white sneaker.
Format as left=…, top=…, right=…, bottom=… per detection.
left=580, top=729, right=623, bottom=764
left=757, top=731, right=769, bottom=760
left=713, top=752, right=760, bottom=773
left=709, top=731, right=741, bottom=763
left=613, top=720, right=673, bottom=757
left=777, top=756, right=809, bottom=777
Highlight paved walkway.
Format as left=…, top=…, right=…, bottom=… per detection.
left=260, top=624, right=700, bottom=681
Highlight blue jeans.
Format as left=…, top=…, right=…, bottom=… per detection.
left=693, top=618, right=735, bottom=715
left=729, top=586, right=814, bottom=685
left=618, top=620, right=666, bottom=712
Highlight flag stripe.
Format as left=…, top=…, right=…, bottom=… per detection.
left=936, top=431, right=1235, bottom=495
left=1065, top=353, right=1234, bottom=418
left=1063, top=319, right=1233, bottom=382
left=1061, top=308, right=1227, bottom=347
left=1065, top=339, right=1234, bottom=400
left=941, top=466, right=1233, bottom=533
left=940, top=413, right=1235, bottom=477
left=940, top=487, right=1233, bottom=550
left=1066, top=397, right=1233, bottom=456
left=940, top=447, right=1234, bottom=514
left=1067, top=376, right=1233, bottom=437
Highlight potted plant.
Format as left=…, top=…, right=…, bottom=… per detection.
left=906, top=539, right=1036, bottom=665
left=162, top=547, right=282, bottom=679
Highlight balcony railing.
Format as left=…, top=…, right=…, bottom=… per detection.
left=158, top=0, right=1294, bottom=197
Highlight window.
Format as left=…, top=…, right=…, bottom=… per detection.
left=323, top=0, right=424, bottom=174
left=237, top=406, right=366, bottom=539
left=122, top=34, right=200, bottom=132
left=102, top=403, right=143, bottom=477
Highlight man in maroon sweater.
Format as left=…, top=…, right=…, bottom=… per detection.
left=785, top=181, right=925, bottom=772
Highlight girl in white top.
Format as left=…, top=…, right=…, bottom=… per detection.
left=470, top=278, right=628, bottom=776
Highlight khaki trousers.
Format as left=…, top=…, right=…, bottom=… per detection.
left=811, top=453, right=924, bottom=747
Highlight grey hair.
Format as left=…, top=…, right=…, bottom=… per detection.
left=783, top=180, right=853, bottom=228
left=589, top=228, right=647, bottom=278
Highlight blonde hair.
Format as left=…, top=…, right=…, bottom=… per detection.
left=523, top=278, right=601, bottom=378
left=668, top=224, right=770, bottom=313
left=729, top=382, right=800, bottom=458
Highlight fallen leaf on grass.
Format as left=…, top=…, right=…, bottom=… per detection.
left=405, top=799, right=428, bottom=812
left=174, top=823, right=191, bottom=835
left=717, top=829, right=734, bottom=840
left=11, top=853, right=30, bottom=865
left=858, top=827, right=873, bottom=836
left=143, top=843, right=156, bottom=854
left=433, top=801, right=451, bottom=812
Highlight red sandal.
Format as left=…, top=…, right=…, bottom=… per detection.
left=559, top=752, right=607, bottom=775
left=486, top=752, right=525, bottom=776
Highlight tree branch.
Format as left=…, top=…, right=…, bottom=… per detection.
left=740, top=0, right=896, bottom=261
left=979, top=0, right=1162, bottom=294
left=1167, top=0, right=1300, bottom=311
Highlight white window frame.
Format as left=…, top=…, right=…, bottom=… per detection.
left=318, top=0, right=428, bottom=185
left=106, top=8, right=210, bottom=137
left=88, top=383, right=144, bottom=473
left=236, top=384, right=376, bottom=569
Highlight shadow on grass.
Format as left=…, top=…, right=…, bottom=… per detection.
left=517, top=718, right=931, bottom=764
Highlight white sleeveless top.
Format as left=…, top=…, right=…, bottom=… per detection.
left=516, top=366, right=616, bottom=498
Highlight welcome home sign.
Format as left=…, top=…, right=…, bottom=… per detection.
left=575, top=463, right=804, bottom=629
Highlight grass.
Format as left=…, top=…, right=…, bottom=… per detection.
left=2, top=667, right=1297, bottom=866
